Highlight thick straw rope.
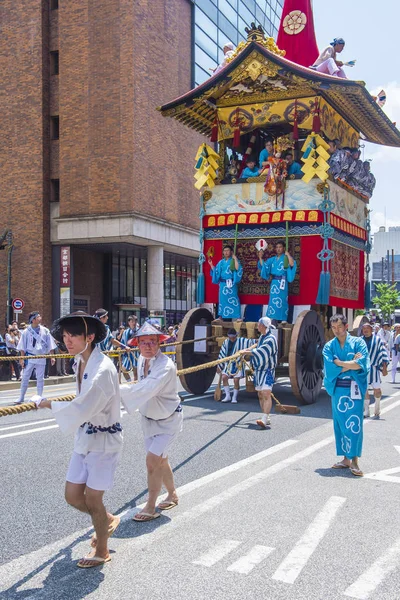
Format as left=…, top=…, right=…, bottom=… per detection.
left=0, top=343, right=255, bottom=418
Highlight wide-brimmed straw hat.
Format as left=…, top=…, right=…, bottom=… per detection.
left=52, top=311, right=107, bottom=344
left=127, top=320, right=169, bottom=347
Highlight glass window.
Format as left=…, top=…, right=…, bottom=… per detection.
left=218, top=0, right=238, bottom=27
left=195, top=25, right=218, bottom=61
left=127, top=256, right=133, bottom=302
left=226, top=0, right=238, bottom=9
left=119, top=256, right=126, bottom=299
left=133, top=257, right=140, bottom=298
left=240, top=0, right=256, bottom=17
left=239, top=1, right=254, bottom=26
left=140, top=258, right=147, bottom=298
left=164, top=264, right=171, bottom=300
left=195, top=64, right=211, bottom=86
left=218, top=13, right=238, bottom=44
left=195, top=5, right=218, bottom=33
left=170, top=265, right=176, bottom=300
left=195, top=45, right=217, bottom=72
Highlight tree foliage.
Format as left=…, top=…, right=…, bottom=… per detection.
left=372, top=283, right=400, bottom=320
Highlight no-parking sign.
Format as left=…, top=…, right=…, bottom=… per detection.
left=12, top=298, right=25, bottom=311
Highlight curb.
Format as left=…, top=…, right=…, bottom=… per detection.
left=0, top=375, right=75, bottom=392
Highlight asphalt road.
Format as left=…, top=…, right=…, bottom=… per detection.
left=1, top=374, right=400, bottom=599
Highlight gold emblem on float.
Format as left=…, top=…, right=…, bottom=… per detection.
left=283, top=10, right=307, bottom=35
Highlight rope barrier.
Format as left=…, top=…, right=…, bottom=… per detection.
left=0, top=344, right=255, bottom=418
left=0, top=337, right=216, bottom=362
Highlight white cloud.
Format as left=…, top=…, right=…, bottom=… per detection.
left=370, top=211, right=400, bottom=234
left=365, top=81, right=400, bottom=163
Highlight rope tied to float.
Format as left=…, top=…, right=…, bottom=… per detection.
left=0, top=344, right=256, bottom=418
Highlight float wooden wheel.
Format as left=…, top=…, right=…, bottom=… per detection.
left=289, top=310, right=325, bottom=404
left=176, top=307, right=217, bottom=395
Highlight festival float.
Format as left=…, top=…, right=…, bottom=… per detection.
left=158, top=1, right=400, bottom=404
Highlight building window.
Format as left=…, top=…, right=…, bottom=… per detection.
left=50, top=179, right=60, bottom=202
left=51, top=116, right=59, bottom=140
left=50, top=0, right=59, bottom=9
left=50, top=51, right=59, bottom=75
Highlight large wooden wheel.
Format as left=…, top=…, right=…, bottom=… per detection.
left=176, top=307, right=217, bottom=395
left=289, top=310, right=325, bottom=405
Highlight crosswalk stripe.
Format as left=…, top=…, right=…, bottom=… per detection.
left=272, top=495, right=346, bottom=584
left=227, top=545, right=274, bottom=575
left=193, top=540, right=242, bottom=567
left=343, top=536, right=400, bottom=599
left=0, top=425, right=59, bottom=439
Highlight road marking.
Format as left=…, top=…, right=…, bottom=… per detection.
left=0, top=425, right=59, bottom=439
left=193, top=540, right=241, bottom=567
left=0, top=418, right=56, bottom=432
left=174, top=439, right=298, bottom=497
left=343, top=536, right=400, bottom=599
left=272, top=495, right=346, bottom=584
left=227, top=545, right=274, bottom=574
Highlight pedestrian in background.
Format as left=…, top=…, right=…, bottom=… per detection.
left=5, top=324, right=21, bottom=381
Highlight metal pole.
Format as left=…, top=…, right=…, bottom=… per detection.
left=382, top=257, right=384, bottom=282
left=6, top=231, right=13, bottom=326
left=392, top=249, right=395, bottom=285
left=387, top=250, right=390, bottom=284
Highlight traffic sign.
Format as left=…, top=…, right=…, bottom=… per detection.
left=14, top=309, right=22, bottom=314
left=12, top=298, right=24, bottom=310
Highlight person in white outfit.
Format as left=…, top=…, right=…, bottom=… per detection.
left=16, top=312, right=57, bottom=404
left=311, top=37, right=347, bottom=78
left=36, top=311, right=122, bottom=568
left=392, top=325, right=400, bottom=384
left=218, top=329, right=255, bottom=403
left=121, top=321, right=183, bottom=522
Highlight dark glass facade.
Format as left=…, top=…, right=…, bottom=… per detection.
left=192, top=0, right=283, bottom=85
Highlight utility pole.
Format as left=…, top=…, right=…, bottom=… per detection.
left=6, top=231, right=13, bottom=325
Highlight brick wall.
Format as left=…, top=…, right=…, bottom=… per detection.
left=0, top=1, right=52, bottom=327
left=59, top=0, right=204, bottom=230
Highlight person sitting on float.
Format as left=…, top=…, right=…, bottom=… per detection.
left=284, top=152, right=302, bottom=177
left=241, top=156, right=261, bottom=179
left=213, top=42, right=235, bottom=74
left=311, top=37, right=347, bottom=79
left=358, top=161, right=376, bottom=199
left=259, top=138, right=274, bottom=168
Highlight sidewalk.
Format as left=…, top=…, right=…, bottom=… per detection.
left=0, top=374, right=75, bottom=391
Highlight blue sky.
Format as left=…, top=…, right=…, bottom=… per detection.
left=312, top=0, right=400, bottom=232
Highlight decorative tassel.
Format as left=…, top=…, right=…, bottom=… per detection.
left=312, top=97, right=321, bottom=133
left=293, top=99, right=299, bottom=140
left=364, top=280, right=371, bottom=309
left=197, top=272, right=205, bottom=304
left=316, top=270, right=330, bottom=305
left=233, top=108, right=241, bottom=148
left=210, top=116, right=218, bottom=142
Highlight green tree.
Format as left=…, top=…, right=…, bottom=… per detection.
left=372, top=283, right=400, bottom=321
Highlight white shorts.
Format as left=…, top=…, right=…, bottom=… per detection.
left=145, top=433, right=176, bottom=458
left=369, top=381, right=382, bottom=390
left=255, top=384, right=273, bottom=391
left=66, top=451, right=120, bottom=491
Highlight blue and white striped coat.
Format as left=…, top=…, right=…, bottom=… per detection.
left=250, top=332, right=278, bottom=388
left=218, top=337, right=256, bottom=377
left=121, top=327, right=139, bottom=370
left=97, top=325, right=114, bottom=352
left=362, top=334, right=389, bottom=386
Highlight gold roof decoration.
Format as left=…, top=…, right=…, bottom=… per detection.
left=225, top=23, right=286, bottom=66
left=158, top=38, right=400, bottom=148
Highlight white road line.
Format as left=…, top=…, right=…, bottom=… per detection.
left=343, top=536, right=400, bottom=599
left=227, top=545, right=274, bottom=574
left=193, top=540, right=242, bottom=567
left=272, top=495, right=346, bottom=584
left=0, top=425, right=59, bottom=439
left=0, top=418, right=56, bottom=432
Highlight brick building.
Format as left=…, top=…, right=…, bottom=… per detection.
left=0, top=0, right=282, bottom=330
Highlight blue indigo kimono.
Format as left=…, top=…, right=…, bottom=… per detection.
left=121, top=327, right=139, bottom=371
left=211, top=258, right=243, bottom=319
left=258, top=255, right=297, bottom=321
left=97, top=324, right=114, bottom=352
left=218, top=336, right=256, bottom=377
left=250, top=332, right=278, bottom=389
left=323, top=333, right=369, bottom=459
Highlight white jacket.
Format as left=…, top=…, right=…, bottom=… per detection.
left=51, top=346, right=122, bottom=454
left=121, top=351, right=182, bottom=437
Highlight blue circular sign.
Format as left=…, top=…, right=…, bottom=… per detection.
left=12, top=298, right=24, bottom=310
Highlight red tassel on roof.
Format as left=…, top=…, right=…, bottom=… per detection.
left=210, top=116, right=218, bottom=143
left=292, top=99, right=299, bottom=140
left=312, top=97, right=321, bottom=133
left=233, top=108, right=241, bottom=148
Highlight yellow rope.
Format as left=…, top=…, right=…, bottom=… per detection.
left=0, top=344, right=255, bottom=418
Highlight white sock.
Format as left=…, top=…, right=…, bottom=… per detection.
left=374, top=396, right=381, bottom=415
left=224, top=386, right=231, bottom=398
left=232, top=389, right=239, bottom=399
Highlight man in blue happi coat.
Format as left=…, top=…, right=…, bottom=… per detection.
left=208, top=244, right=243, bottom=321
left=323, top=314, right=370, bottom=477
left=239, top=316, right=278, bottom=429
left=121, top=315, right=140, bottom=381
left=361, top=321, right=389, bottom=419
left=257, top=240, right=296, bottom=322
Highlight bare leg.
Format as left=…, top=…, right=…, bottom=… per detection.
left=256, top=390, right=272, bottom=427
left=159, top=457, right=179, bottom=505
left=65, top=482, right=89, bottom=514
left=364, top=392, right=370, bottom=418
left=78, top=488, right=110, bottom=564
left=135, top=452, right=164, bottom=519
left=373, top=389, right=381, bottom=417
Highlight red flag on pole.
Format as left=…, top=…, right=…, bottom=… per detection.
left=276, top=0, right=319, bottom=68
